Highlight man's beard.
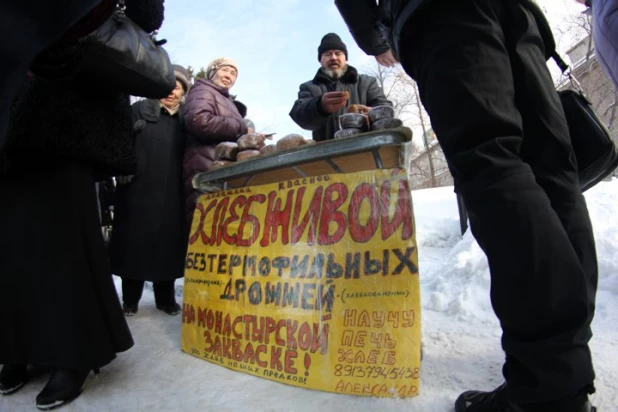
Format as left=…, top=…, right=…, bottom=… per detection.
left=322, top=65, right=348, bottom=79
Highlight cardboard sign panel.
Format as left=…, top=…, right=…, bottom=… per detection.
left=181, top=168, right=421, bottom=398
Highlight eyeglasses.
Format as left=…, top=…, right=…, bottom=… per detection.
left=322, top=51, right=345, bottom=58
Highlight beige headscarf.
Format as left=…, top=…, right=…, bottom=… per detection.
left=205, top=57, right=239, bottom=81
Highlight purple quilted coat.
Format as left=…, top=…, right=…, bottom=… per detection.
left=182, top=78, right=248, bottom=221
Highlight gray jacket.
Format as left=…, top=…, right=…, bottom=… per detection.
left=289, top=65, right=392, bottom=142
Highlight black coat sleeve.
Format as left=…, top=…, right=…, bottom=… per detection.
left=334, top=0, right=390, bottom=56
left=125, top=0, right=165, bottom=33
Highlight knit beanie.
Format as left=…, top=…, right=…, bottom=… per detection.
left=205, top=57, right=239, bottom=81
left=317, top=33, right=348, bottom=61
left=173, top=64, right=191, bottom=92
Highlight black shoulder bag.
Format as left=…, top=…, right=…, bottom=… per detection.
left=31, top=0, right=175, bottom=99
left=553, top=53, right=618, bottom=192
left=524, top=0, right=618, bottom=191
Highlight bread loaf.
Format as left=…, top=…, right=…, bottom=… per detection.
left=371, top=118, right=403, bottom=130
left=237, top=133, right=266, bottom=150
left=259, top=144, right=277, bottom=155
left=368, top=105, right=395, bottom=123
left=339, top=113, right=368, bottom=130
left=276, top=134, right=306, bottom=151
left=215, top=142, right=239, bottom=160
left=236, top=149, right=261, bottom=161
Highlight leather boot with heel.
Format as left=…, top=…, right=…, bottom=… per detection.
left=35, top=367, right=99, bottom=410
left=0, top=364, right=28, bottom=395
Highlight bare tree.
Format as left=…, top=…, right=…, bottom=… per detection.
left=363, top=62, right=416, bottom=119
left=361, top=61, right=450, bottom=188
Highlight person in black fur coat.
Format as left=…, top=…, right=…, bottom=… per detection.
left=0, top=0, right=166, bottom=409
left=110, top=65, right=192, bottom=318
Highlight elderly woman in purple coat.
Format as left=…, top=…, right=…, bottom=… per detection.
left=181, top=57, right=249, bottom=222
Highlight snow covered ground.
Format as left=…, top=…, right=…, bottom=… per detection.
left=3, top=180, right=617, bottom=411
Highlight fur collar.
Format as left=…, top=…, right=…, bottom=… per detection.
left=135, top=98, right=184, bottom=122
left=135, top=98, right=163, bottom=122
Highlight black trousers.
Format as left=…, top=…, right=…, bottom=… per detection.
left=121, top=278, right=177, bottom=307
left=398, top=0, right=597, bottom=404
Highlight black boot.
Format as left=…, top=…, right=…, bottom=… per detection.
left=123, top=302, right=138, bottom=316
left=35, top=368, right=98, bottom=410
left=0, top=364, right=28, bottom=395
left=454, top=383, right=596, bottom=412
left=156, top=302, right=181, bottom=315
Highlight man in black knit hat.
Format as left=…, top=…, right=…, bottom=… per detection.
left=289, top=32, right=392, bottom=141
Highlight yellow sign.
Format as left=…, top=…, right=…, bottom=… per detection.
left=181, top=168, right=421, bottom=398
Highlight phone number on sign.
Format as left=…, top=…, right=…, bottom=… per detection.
left=333, top=365, right=419, bottom=380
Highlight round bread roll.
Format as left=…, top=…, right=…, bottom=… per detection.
left=334, top=128, right=363, bottom=139
left=259, top=144, right=277, bottom=155
left=237, top=133, right=266, bottom=150
left=215, top=142, right=239, bottom=160
left=304, top=139, right=316, bottom=145
left=236, top=149, right=261, bottom=161
left=371, top=117, right=403, bottom=130
left=346, top=104, right=370, bottom=115
left=276, top=134, right=306, bottom=151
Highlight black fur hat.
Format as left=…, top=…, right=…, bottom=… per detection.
left=317, top=33, right=348, bottom=61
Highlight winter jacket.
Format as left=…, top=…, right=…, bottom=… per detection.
left=588, top=0, right=618, bottom=89
left=182, top=78, right=248, bottom=218
left=333, top=1, right=564, bottom=63
left=334, top=0, right=428, bottom=59
left=336, top=0, right=551, bottom=62
left=289, top=65, right=392, bottom=142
